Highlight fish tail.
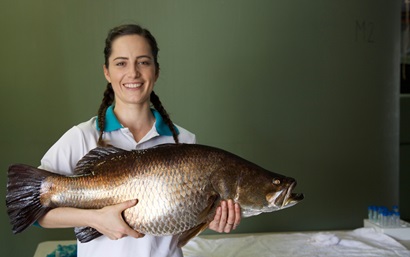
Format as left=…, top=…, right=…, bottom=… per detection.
left=6, top=164, right=52, bottom=234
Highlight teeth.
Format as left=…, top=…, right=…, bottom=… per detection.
left=124, top=83, right=142, bottom=88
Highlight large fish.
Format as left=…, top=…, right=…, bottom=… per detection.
left=6, top=143, right=304, bottom=247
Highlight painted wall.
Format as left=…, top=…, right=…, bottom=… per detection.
left=0, top=0, right=401, bottom=256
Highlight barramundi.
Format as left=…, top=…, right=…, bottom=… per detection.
left=6, top=143, right=304, bottom=247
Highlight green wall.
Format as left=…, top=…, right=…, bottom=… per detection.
left=0, top=1, right=401, bottom=256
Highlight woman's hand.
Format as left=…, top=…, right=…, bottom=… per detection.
left=93, top=199, right=145, bottom=240
left=208, top=199, right=241, bottom=233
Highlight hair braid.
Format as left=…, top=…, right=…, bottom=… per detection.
left=97, top=83, right=115, bottom=146
left=150, top=91, right=179, bottom=144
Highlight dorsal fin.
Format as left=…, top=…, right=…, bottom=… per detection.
left=151, top=143, right=180, bottom=149
left=74, top=146, right=128, bottom=175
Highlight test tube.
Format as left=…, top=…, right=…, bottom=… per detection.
left=368, top=206, right=373, bottom=221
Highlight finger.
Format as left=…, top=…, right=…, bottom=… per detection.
left=223, top=200, right=236, bottom=233
left=218, top=201, right=228, bottom=232
left=113, top=221, right=145, bottom=240
left=121, top=200, right=142, bottom=238
left=126, top=227, right=145, bottom=239
left=208, top=206, right=222, bottom=232
left=226, top=199, right=235, bottom=225
left=109, top=231, right=127, bottom=240
left=213, top=206, right=222, bottom=224
left=233, top=203, right=241, bottom=229
left=113, top=199, right=137, bottom=213
left=123, top=199, right=138, bottom=209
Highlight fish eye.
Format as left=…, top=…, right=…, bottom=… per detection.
left=272, top=179, right=281, bottom=185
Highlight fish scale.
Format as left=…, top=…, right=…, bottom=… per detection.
left=6, top=143, right=304, bottom=247
left=124, top=164, right=214, bottom=236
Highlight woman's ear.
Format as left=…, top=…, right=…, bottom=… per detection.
left=103, top=64, right=111, bottom=83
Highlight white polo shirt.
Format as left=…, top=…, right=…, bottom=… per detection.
left=40, top=106, right=196, bottom=257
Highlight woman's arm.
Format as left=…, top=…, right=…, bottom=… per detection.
left=38, top=200, right=144, bottom=240
left=37, top=126, right=141, bottom=240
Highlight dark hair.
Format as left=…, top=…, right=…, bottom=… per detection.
left=103, top=24, right=159, bottom=74
left=97, top=24, right=179, bottom=146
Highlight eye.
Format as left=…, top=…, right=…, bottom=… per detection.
left=115, top=61, right=126, bottom=67
left=138, top=61, right=151, bottom=66
left=272, top=179, right=281, bottom=185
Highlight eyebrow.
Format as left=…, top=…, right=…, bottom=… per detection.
left=112, top=55, right=153, bottom=61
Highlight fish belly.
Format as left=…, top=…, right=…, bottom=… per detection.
left=114, top=168, right=216, bottom=236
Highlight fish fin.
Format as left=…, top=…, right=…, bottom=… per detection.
left=74, top=146, right=128, bottom=175
left=198, top=194, right=220, bottom=222
left=6, top=164, right=53, bottom=234
left=177, top=222, right=210, bottom=248
left=150, top=143, right=180, bottom=148
left=74, top=226, right=103, bottom=243
left=176, top=194, right=219, bottom=247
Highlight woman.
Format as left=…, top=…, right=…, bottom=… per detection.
left=37, top=24, right=241, bottom=257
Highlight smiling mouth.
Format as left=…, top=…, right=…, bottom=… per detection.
left=124, top=83, right=143, bottom=89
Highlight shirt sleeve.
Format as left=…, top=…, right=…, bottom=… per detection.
left=175, top=125, right=197, bottom=144
left=39, top=126, right=94, bottom=176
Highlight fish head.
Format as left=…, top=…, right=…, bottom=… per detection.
left=236, top=170, right=304, bottom=218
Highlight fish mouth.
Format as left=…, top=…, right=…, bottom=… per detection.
left=265, top=180, right=304, bottom=211
left=281, top=181, right=304, bottom=208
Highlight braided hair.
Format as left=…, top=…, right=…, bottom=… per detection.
left=97, top=24, right=179, bottom=146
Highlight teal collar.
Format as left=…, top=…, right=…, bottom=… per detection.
left=96, top=105, right=179, bottom=136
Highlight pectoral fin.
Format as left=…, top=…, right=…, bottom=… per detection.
left=197, top=193, right=219, bottom=222
left=177, top=194, right=219, bottom=247
left=74, top=226, right=103, bottom=243
left=177, top=222, right=210, bottom=247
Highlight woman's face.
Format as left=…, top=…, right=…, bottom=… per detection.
left=103, top=34, right=158, bottom=108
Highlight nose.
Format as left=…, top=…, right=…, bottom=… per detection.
left=128, top=64, right=141, bottom=78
